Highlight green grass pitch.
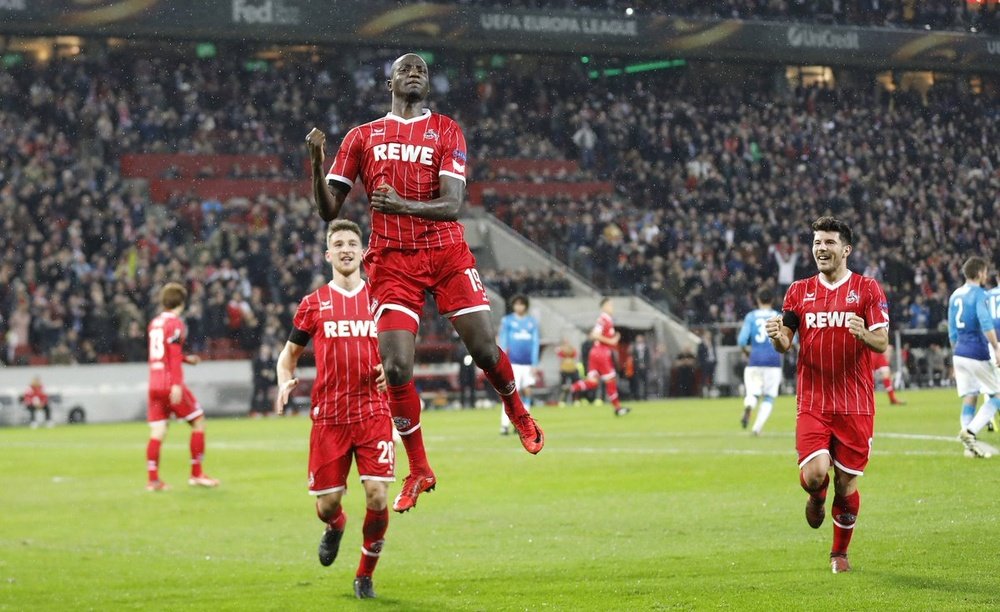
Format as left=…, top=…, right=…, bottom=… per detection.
left=2, top=388, right=1000, bottom=611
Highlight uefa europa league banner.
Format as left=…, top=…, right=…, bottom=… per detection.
left=1, top=0, right=998, bottom=73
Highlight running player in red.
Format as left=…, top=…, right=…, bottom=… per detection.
left=276, top=220, right=392, bottom=599
left=568, top=297, right=631, bottom=416
left=146, top=282, right=219, bottom=491
left=871, top=347, right=905, bottom=405
left=766, top=216, right=889, bottom=574
left=305, top=52, right=543, bottom=514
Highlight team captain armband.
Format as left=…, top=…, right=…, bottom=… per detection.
left=782, top=310, right=800, bottom=332
left=288, top=328, right=310, bottom=347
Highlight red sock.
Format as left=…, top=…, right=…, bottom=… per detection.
left=604, top=378, right=622, bottom=409
left=357, top=508, right=389, bottom=577
left=831, top=490, right=860, bottom=555
left=571, top=378, right=597, bottom=394
left=482, top=349, right=528, bottom=420
left=387, top=382, right=430, bottom=475
left=190, top=430, right=205, bottom=478
left=146, top=438, right=161, bottom=482
left=799, top=471, right=830, bottom=503
left=317, top=501, right=346, bottom=531
left=883, top=377, right=898, bottom=403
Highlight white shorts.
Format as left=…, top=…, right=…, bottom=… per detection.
left=744, top=366, right=782, bottom=399
left=953, top=355, right=1000, bottom=397
left=511, top=363, right=535, bottom=391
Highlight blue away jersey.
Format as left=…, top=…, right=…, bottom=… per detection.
left=737, top=307, right=782, bottom=367
left=948, top=283, right=995, bottom=361
left=499, top=313, right=540, bottom=366
left=989, top=287, right=1000, bottom=337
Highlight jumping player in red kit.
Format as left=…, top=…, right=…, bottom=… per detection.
left=305, top=52, right=543, bottom=514
left=146, top=282, right=219, bottom=491
left=276, top=220, right=392, bottom=599
left=766, top=216, right=889, bottom=574
left=568, top=297, right=631, bottom=417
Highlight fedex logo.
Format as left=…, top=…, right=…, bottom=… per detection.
left=324, top=320, right=378, bottom=338
left=372, top=143, right=434, bottom=165
left=804, top=311, right=853, bottom=328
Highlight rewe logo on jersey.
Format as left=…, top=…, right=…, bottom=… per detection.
left=324, top=320, right=377, bottom=338
left=372, top=143, right=434, bottom=165
left=804, top=311, right=853, bottom=328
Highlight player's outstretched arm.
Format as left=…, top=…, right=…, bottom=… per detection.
left=370, top=175, right=465, bottom=221
left=306, top=127, right=347, bottom=221
left=275, top=341, right=305, bottom=415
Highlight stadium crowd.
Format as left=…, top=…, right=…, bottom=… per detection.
left=0, top=47, right=997, bottom=366
left=456, top=0, right=997, bottom=32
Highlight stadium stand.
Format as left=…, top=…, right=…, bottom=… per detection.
left=0, top=34, right=996, bottom=400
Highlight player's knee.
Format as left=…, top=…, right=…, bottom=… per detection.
left=800, top=471, right=827, bottom=492
left=468, top=341, right=499, bottom=369
left=365, top=484, right=389, bottom=510
left=381, top=356, right=414, bottom=386
left=316, top=495, right=342, bottom=521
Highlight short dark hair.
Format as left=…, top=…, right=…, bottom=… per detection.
left=963, top=256, right=988, bottom=281
left=755, top=288, right=773, bottom=305
left=510, top=294, right=529, bottom=310
left=326, top=219, right=363, bottom=243
left=811, top=216, right=853, bottom=246
left=160, top=282, right=188, bottom=310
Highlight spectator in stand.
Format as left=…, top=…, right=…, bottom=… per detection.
left=250, top=344, right=278, bottom=417
left=697, top=329, right=718, bottom=397
left=629, top=333, right=651, bottom=401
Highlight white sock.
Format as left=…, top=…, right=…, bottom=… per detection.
left=500, top=410, right=511, bottom=430
left=967, top=397, right=1000, bottom=435
left=752, top=399, right=774, bottom=433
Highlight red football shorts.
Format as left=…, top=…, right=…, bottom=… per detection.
left=870, top=351, right=889, bottom=370
left=363, top=242, right=491, bottom=334
left=587, top=345, right=617, bottom=380
left=308, top=416, right=396, bottom=495
left=796, top=409, right=874, bottom=475
left=147, top=385, right=202, bottom=423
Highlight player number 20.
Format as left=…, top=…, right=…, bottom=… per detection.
left=377, top=440, right=395, bottom=465
left=464, top=268, right=484, bottom=293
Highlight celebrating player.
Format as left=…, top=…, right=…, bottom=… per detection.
left=736, top=288, right=783, bottom=435
left=765, top=216, right=889, bottom=574
left=145, top=282, right=219, bottom=491
left=305, top=52, right=543, bottom=514
left=275, top=220, right=393, bottom=600
left=948, top=256, right=1000, bottom=458
left=568, top=297, right=631, bottom=417
left=497, top=295, right=540, bottom=435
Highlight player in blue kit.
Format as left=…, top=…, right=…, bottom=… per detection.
left=948, top=257, right=1000, bottom=458
left=737, top=288, right=784, bottom=435
left=497, top=295, right=540, bottom=436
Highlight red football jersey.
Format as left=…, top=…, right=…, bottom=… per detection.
left=783, top=271, right=890, bottom=415
left=148, top=311, right=185, bottom=392
left=591, top=312, right=616, bottom=353
left=327, top=110, right=468, bottom=250
left=291, top=281, right=388, bottom=425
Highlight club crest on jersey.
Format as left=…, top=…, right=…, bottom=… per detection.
left=846, top=290, right=859, bottom=304
left=423, top=129, right=439, bottom=140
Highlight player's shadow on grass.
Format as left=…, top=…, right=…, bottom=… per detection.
left=864, top=569, right=994, bottom=597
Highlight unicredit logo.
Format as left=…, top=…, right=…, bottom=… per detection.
left=787, top=26, right=860, bottom=50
